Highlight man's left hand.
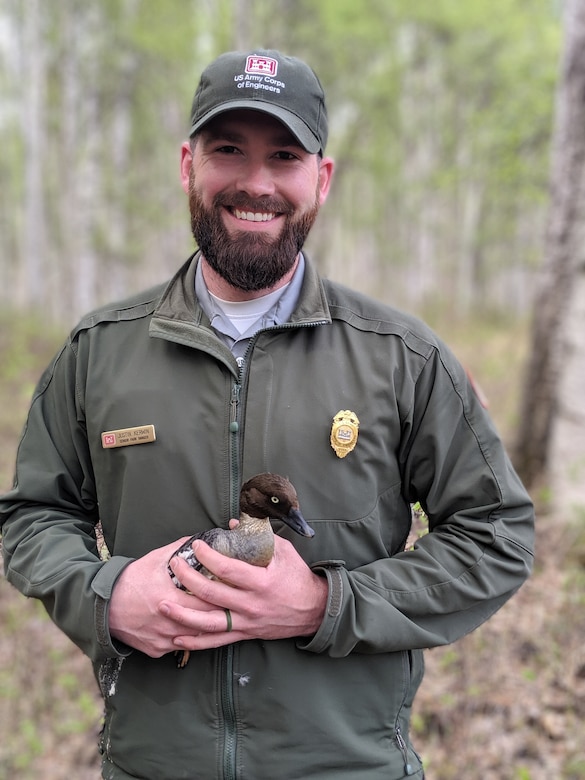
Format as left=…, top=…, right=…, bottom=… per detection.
left=160, top=535, right=328, bottom=652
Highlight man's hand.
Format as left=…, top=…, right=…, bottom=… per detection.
left=108, top=539, right=220, bottom=658
left=161, top=535, right=328, bottom=652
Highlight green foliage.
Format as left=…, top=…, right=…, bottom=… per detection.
left=0, top=315, right=65, bottom=492
left=287, top=0, right=561, bottom=312
left=407, top=502, right=429, bottom=548
left=438, top=647, right=460, bottom=671
left=0, top=0, right=562, bottom=319
left=0, top=315, right=62, bottom=383
left=514, top=768, right=533, bottom=780
left=0, top=578, right=102, bottom=777
left=563, top=758, right=585, bottom=779
left=14, top=720, right=43, bottom=769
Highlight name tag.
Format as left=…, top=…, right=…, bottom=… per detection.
left=101, top=425, right=156, bottom=449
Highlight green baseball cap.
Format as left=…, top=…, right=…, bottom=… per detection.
left=189, top=49, right=328, bottom=154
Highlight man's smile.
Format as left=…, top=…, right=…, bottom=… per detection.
left=233, top=209, right=277, bottom=222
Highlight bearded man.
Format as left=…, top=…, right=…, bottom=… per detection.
left=1, top=50, right=533, bottom=780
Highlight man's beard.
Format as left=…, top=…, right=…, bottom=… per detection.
left=188, top=174, right=320, bottom=292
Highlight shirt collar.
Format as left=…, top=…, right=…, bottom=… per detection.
left=194, top=254, right=306, bottom=358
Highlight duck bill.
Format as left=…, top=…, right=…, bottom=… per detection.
left=285, top=508, right=315, bottom=538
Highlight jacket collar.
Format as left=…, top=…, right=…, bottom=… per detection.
left=149, top=251, right=331, bottom=353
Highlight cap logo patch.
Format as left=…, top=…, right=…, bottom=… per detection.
left=246, top=55, right=278, bottom=77
left=235, top=55, right=285, bottom=94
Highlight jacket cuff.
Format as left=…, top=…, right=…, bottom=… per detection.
left=91, top=556, right=135, bottom=658
left=296, top=560, right=345, bottom=654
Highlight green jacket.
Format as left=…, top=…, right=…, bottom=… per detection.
left=1, top=254, right=534, bottom=780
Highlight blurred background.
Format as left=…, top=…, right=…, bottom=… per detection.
left=1, top=1, right=585, bottom=778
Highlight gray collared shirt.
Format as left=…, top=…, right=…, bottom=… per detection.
left=195, top=254, right=306, bottom=366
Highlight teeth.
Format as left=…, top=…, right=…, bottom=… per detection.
left=234, top=209, right=275, bottom=222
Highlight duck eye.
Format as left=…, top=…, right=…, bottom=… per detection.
left=271, top=496, right=279, bottom=504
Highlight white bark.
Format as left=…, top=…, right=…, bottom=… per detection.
left=102, top=0, right=140, bottom=303
left=19, top=0, right=47, bottom=307
left=60, top=4, right=102, bottom=319
left=551, top=259, right=585, bottom=516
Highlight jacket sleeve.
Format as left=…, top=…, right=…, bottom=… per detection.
left=300, top=344, right=535, bottom=658
left=0, top=341, right=133, bottom=663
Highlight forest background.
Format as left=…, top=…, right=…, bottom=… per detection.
left=2, top=0, right=585, bottom=778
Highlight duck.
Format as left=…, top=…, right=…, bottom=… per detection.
left=167, top=473, right=314, bottom=666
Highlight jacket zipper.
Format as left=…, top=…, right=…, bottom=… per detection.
left=220, top=329, right=325, bottom=780
left=229, top=380, right=241, bottom=493
left=221, top=644, right=237, bottom=780
left=394, top=650, right=415, bottom=776
left=220, top=375, right=243, bottom=780
left=395, top=725, right=414, bottom=776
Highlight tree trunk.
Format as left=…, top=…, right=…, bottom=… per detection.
left=103, top=0, right=140, bottom=303
left=550, top=259, right=585, bottom=514
left=513, top=0, right=585, bottom=491
left=19, top=0, right=47, bottom=308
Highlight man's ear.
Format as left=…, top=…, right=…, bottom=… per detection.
left=317, top=156, right=335, bottom=205
left=180, top=142, right=193, bottom=194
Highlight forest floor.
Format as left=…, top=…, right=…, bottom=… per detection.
left=1, top=312, right=584, bottom=780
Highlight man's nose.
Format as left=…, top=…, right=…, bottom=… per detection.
left=235, top=161, right=276, bottom=198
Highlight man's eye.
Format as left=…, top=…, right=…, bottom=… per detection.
left=274, top=151, right=297, bottom=160
left=216, top=145, right=240, bottom=154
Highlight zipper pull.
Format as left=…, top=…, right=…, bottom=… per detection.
left=229, top=383, right=240, bottom=433
left=395, top=726, right=414, bottom=775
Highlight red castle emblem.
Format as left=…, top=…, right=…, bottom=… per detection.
left=245, top=55, right=278, bottom=77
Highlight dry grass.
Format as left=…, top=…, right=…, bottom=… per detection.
left=1, top=312, right=584, bottom=779
left=415, top=513, right=585, bottom=780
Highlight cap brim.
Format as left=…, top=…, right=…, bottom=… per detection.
left=189, top=101, right=321, bottom=154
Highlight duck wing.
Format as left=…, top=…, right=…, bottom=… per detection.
left=167, top=528, right=225, bottom=586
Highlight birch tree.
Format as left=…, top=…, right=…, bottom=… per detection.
left=514, top=0, right=585, bottom=491
left=19, top=0, right=47, bottom=307
left=54, top=2, right=103, bottom=317
left=550, top=257, right=585, bottom=515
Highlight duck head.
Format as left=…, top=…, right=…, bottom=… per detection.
left=240, top=473, right=315, bottom=538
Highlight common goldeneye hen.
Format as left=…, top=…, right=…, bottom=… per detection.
left=167, top=473, right=314, bottom=666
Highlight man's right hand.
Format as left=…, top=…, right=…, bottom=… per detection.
left=108, top=539, right=216, bottom=657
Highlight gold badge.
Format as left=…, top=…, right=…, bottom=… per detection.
left=101, top=424, right=156, bottom=449
left=330, top=410, right=360, bottom=458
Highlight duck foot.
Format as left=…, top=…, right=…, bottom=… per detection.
left=175, top=650, right=190, bottom=668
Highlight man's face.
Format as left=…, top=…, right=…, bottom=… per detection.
left=181, top=110, right=333, bottom=293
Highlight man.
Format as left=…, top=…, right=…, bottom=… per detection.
left=0, top=50, right=534, bottom=780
